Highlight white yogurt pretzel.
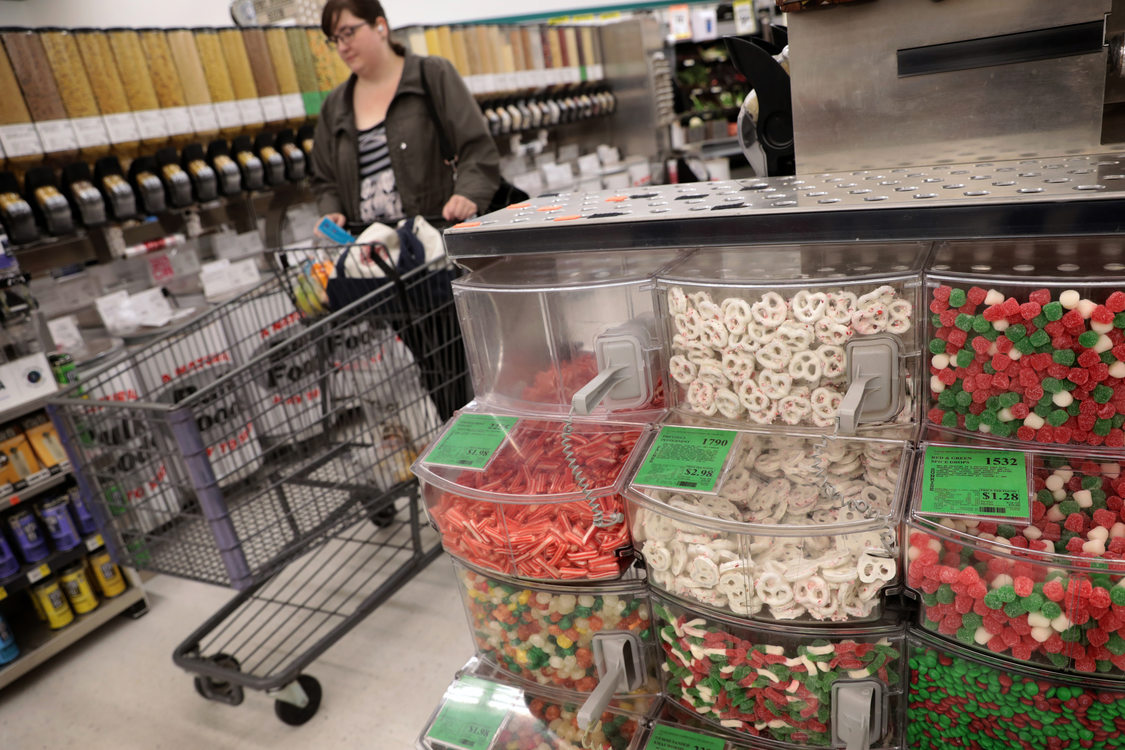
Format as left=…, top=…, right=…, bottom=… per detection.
left=750, top=292, right=787, bottom=328
left=791, top=290, right=829, bottom=323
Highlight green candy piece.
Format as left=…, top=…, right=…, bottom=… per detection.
left=936, top=584, right=955, bottom=604
left=1042, top=377, right=1064, bottom=394
left=1041, top=601, right=1063, bottom=619
left=1031, top=313, right=1048, bottom=328
left=1082, top=475, right=1102, bottom=489
left=1066, top=401, right=1081, bottom=417
left=1001, top=392, right=1021, bottom=407
left=1108, top=633, right=1125, bottom=655
left=949, top=288, right=967, bottom=307
left=964, top=413, right=981, bottom=431
left=932, top=313, right=944, bottom=328
left=991, top=422, right=1013, bottom=438
left=1102, top=350, right=1118, bottom=365
left=983, top=590, right=1003, bottom=610
left=997, top=524, right=1017, bottom=538
left=1033, top=403, right=1052, bottom=419
left=1078, top=330, right=1100, bottom=348
left=1043, top=301, right=1064, bottom=321
left=982, top=362, right=997, bottom=375
left=929, top=338, right=947, bottom=354
left=1052, top=349, right=1077, bottom=366
left=1060, top=378, right=1077, bottom=392
left=980, top=411, right=1000, bottom=428
left=961, top=612, right=983, bottom=630
left=980, top=327, right=1000, bottom=342
left=955, top=313, right=974, bottom=331
left=942, top=411, right=958, bottom=428
left=1036, top=488, right=1056, bottom=506
left=1095, top=418, right=1113, bottom=436
left=1047, top=409, right=1070, bottom=427
left=1114, top=414, right=1125, bottom=429
left=1006, top=324, right=1027, bottom=341
left=1116, top=311, right=1125, bottom=329
left=955, top=390, right=972, bottom=408
left=1025, top=593, right=1045, bottom=612
left=1003, top=599, right=1026, bottom=617
left=1094, top=384, right=1114, bottom=404
left=1038, top=393, right=1055, bottom=407
left=1046, top=652, right=1069, bottom=668
left=972, top=316, right=992, bottom=334
left=987, top=395, right=1001, bottom=409
left=1057, top=500, right=1079, bottom=516
left=996, top=585, right=1017, bottom=603
left=1060, top=626, right=1084, bottom=643
left=938, top=390, right=957, bottom=407
left=956, top=349, right=975, bottom=368
left=1015, top=337, right=1036, bottom=355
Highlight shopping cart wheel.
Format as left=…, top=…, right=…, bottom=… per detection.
left=274, top=674, right=322, bottom=726
left=369, top=504, right=396, bottom=528
left=192, top=653, right=244, bottom=706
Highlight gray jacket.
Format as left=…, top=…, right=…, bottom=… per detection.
left=310, top=53, right=500, bottom=224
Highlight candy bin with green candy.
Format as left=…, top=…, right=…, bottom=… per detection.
left=907, top=448, right=1125, bottom=676
left=652, top=594, right=906, bottom=748
left=925, top=237, right=1125, bottom=449
left=908, top=628, right=1125, bottom=750
left=453, top=560, right=658, bottom=694
left=494, top=695, right=643, bottom=750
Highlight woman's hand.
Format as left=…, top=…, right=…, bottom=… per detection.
left=442, top=194, right=478, bottom=222
left=315, top=213, right=346, bottom=239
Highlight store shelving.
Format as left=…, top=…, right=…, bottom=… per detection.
left=1, top=531, right=106, bottom=598
left=0, top=569, right=146, bottom=690
left=0, top=463, right=71, bottom=509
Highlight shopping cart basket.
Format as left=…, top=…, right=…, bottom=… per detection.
left=48, top=248, right=464, bottom=723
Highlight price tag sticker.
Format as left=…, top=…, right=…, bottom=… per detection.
left=424, top=675, right=514, bottom=750
left=423, top=414, right=518, bottom=471
left=645, top=724, right=725, bottom=750
left=86, top=534, right=104, bottom=552
left=918, top=445, right=1031, bottom=521
left=734, top=0, right=758, bottom=35
left=632, top=426, right=736, bottom=494
left=28, top=562, right=50, bottom=584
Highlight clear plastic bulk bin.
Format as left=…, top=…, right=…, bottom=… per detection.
left=627, top=425, right=910, bottom=624
left=652, top=593, right=907, bottom=749
left=415, top=416, right=650, bottom=581
left=417, top=662, right=653, bottom=750
left=908, top=628, right=1125, bottom=750
left=452, top=249, right=683, bottom=418
left=925, top=237, right=1125, bottom=449
left=655, top=243, right=926, bottom=433
left=451, top=558, right=659, bottom=696
left=907, top=441, right=1125, bottom=676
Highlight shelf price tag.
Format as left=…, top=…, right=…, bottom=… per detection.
left=632, top=426, right=736, bottom=494
left=27, top=562, right=50, bottom=584
left=86, top=534, right=104, bottom=552
left=423, top=414, right=518, bottom=471
left=918, top=445, right=1031, bottom=521
left=424, top=675, right=515, bottom=750
left=645, top=724, right=725, bottom=750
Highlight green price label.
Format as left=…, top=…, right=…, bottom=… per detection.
left=645, top=723, right=725, bottom=750
left=425, top=676, right=513, bottom=750
left=918, top=445, right=1031, bottom=520
left=424, top=414, right=519, bottom=470
left=631, top=426, right=736, bottom=494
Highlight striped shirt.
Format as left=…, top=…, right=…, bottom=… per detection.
left=357, top=121, right=403, bottom=224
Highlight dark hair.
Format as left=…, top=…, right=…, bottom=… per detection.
left=321, top=0, right=406, bottom=56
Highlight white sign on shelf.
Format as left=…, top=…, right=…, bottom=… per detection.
left=35, top=119, right=79, bottom=154
left=163, top=107, right=195, bottom=137
left=734, top=0, right=758, bottom=35
left=48, top=316, right=84, bottom=353
left=135, top=109, right=169, bottom=140
left=103, top=112, right=141, bottom=145
left=71, top=116, right=111, bottom=149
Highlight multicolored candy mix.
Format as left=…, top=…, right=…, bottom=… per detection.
left=909, top=636, right=1125, bottom=749
left=653, top=599, right=902, bottom=747
left=927, top=285, right=1125, bottom=447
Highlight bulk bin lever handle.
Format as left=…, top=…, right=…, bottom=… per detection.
left=577, top=632, right=644, bottom=730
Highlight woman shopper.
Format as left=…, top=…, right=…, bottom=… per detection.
left=311, top=0, right=500, bottom=228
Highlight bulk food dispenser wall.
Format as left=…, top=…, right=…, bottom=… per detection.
left=414, top=0, right=1125, bottom=747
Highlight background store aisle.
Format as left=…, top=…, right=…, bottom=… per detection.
left=0, top=560, right=468, bottom=747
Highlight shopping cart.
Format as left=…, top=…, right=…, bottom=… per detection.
left=47, top=247, right=466, bottom=724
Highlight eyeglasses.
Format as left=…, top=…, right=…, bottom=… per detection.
left=327, top=22, right=368, bottom=47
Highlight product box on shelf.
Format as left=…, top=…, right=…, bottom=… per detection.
left=907, top=441, right=1125, bottom=676
left=652, top=592, right=907, bottom=749
left=451, top=249, right=683, bottom=418
left=925, top=236, right=1125, bottom=449
left=626, top=424, right=911, bottom=623
left=451, top=558, right=659, bottom=696
left=655, top=242, right=926, bottom=433
left=418, top=661, right=653, bottom=750
left=908, top=627, right=1125, bottom=750
left=415, top=414, right=650, bottom=582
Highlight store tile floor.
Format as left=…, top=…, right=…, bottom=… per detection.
left=0, top=557, right=472, bottom=749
